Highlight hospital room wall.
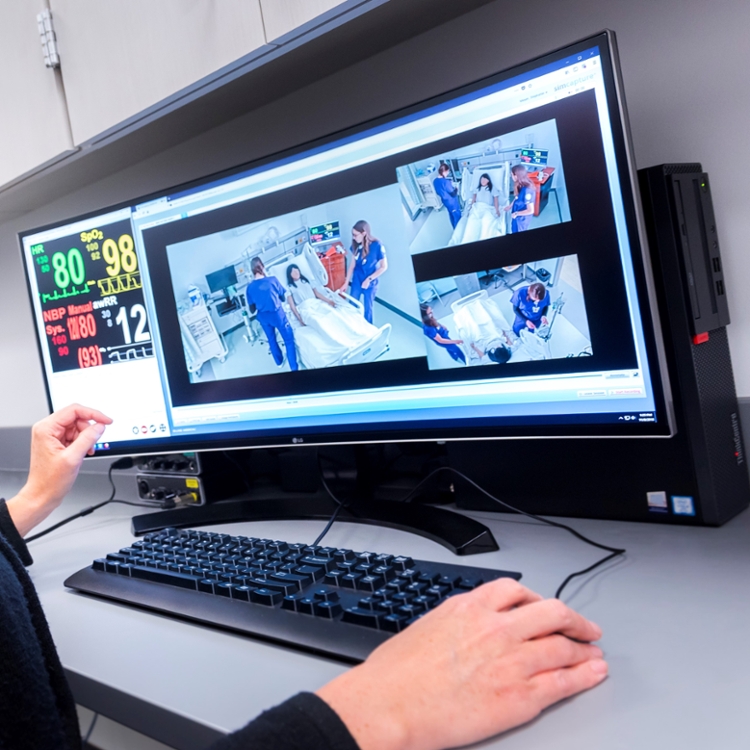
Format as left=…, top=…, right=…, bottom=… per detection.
left=2, top=0, right=750, bottom=426
left=528, top=119, right=568, bottom=219
left=316, top=185, right=422, bottom=320
left=166, top=212, right=310, bottom=300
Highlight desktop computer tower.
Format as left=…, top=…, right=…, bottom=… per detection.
left=451, top=164, right=750, bottom=526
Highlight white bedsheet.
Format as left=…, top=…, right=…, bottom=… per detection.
left=448, top=201, right=507, bottom=246
left=454, top=297, right=509, bottom=351
left=290, top=298, right=379, bottom=369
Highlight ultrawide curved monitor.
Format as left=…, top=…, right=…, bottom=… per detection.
left=21, top=30, right=672, bottom=457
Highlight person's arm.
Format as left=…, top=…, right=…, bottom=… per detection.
left=362, top=254, right=387, bottom=290
left=317, top=579, right=606, bottom=750
left=6, top=405, right=112, bottom=537
left=494, top=195, right=500, bottom=216
left=287, top=294, right=305, bottom=326
left=433, top=333, right=463, bottom=346
left=470, top=342, right=485, bottom=358
left=314, top=287, right=337, bottom=307
left=339, top=253, right=355, bottom=293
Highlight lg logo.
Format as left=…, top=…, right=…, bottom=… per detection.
left=292, top=437, right=304, bottom=444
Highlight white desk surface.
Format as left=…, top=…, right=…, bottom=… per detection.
left=7, top=469, right=750, bottom=750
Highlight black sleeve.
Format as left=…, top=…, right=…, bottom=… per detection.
left=0, top=499, right=33, bottom=566
left=209, top=692, right=360, bottom=750
left=541, top=305, right=549, bottom=317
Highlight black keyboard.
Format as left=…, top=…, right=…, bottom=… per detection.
left=65, top=527, right=521, bottom=662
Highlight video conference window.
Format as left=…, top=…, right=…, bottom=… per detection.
left=165, top=184, right=428, bottom=383
left=417, top=255, right=591, bottom=370
left=398, top=119, right=571, bottom=256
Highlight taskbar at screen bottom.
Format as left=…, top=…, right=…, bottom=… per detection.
left=89, top=409, right=668, bottom=457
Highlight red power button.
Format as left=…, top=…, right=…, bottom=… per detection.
left=692, top=332, right=710, bottom=345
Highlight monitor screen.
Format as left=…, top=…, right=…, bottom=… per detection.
left=20, top=30, right=671, bottom=456
left=206, top=265, right=238, bottom=293
left=309, top=222, right=341, bottom=245
left=519, top=148, right=549, bottom=167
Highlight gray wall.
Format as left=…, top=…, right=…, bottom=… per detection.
left=3, top=0, right=750, bottom=426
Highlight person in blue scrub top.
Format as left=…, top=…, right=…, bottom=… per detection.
left=420, top=303, right=466, bottom=364
left=433, top=162, right=462, bottom=229
left=511, top=282, right=549, bottom=336
left=244, top=257, right=299, bottom=371
left=340, top=220, right=387, bottom=324
left=505, top=165, right=536, bottom=232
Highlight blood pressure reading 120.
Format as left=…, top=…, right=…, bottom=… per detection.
left=31, top=218, right=154, bottom=373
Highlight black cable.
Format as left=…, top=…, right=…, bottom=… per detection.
left=312, top=502, right=345, bottom=547
left=311, top=456, right=349, bottom=546
left=26, top=457, right=174, bottom=543
left=82, top=712, right=98, bottom=745
left=400, top=465, right=625, bottom=599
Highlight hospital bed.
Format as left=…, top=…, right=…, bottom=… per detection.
left=447, top=165, right=511, bottom=246
left=450, top=290, right=551, bottom=363
left=264, top=244, right=391, bottom=369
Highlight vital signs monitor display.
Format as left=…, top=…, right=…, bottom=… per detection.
left=21, top=31, right=671, bottom=455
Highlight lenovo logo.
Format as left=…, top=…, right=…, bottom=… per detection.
left=731, top=412, right=745, bottom=465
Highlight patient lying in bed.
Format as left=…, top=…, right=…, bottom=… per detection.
left=453, top=296, right=548, bottom=364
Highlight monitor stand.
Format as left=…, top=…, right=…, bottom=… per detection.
left=131, top=497, right=498, bottom=555
left=130, top=445, right=498, bottom=555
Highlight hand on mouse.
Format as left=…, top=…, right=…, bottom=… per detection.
left=317, top=578, right=606, bottom=750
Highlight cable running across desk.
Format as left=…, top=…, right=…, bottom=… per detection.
left=314, top=464, right=626, bottom=599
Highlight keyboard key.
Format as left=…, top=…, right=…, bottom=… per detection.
left=215, top=582, right=235, bottom=598
left=341, top=607, right=382, bottom=629
left=130, top=566, right=199, bottom=590
left=392, top=556, right=415, bottom=571
left=312, top=588, right=339, bottom=602
left=281, top=594, right=300, bottom=612
left=314, top=600, right=342, bottom=618
left=357, top=575, right=385, bottom=592
left=250, top=588, right=283, bottom=606
left=372, top=565, right=397, bottom=581
left=269, top=571, right=312, bottom=590
left=334, top=549, right=356, bottom=562
left=233, top=586, right=254, bottom=601
left=295, top=597, right=316, bottom=615
left=299, top=555, right=337, bottom=572
left=340, top=573, right=361, bottom=589
left=412, top=595, right=438, bottom=611
left=92, top=559, right=107, bottom=572
left=457, top=576, right=484, bottom=590
left=198, top=579, right=215, bottom=594
left=324, top=569, right=347, bottom=586
left=380, top=614, right=410, bottom=633
left=294, top=565, right=325, bottom=581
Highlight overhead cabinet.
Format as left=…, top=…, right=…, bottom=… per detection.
left=49, top=0, right=269, bottom=145
left=0, top=0, right=73, bottom=192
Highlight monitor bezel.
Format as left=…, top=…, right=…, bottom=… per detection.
left=19, top=29, right=674, bottom=456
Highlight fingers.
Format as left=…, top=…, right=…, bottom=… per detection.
left=508, top=598, right=603, bottom=643
left=529, top=659, right=608, bottom=710
left=520, top=634, right=602, bottom=677
left=66, top=421, right=107, bottom=462
left=467, top=578, right=543, bottom=613
left=51, top=403, right=113, bottom=427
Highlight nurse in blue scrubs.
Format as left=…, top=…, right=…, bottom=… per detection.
left=433, top=163, right=462, bottom=228
left=244, top=257, right=299, bottom=371
left=505, top=165, right=536, bottom=232
left=420, top=303, right=466, bottom=364
left=340, top=220, right=388, bottom=324
left=511, top=281, right=550, bottom=336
